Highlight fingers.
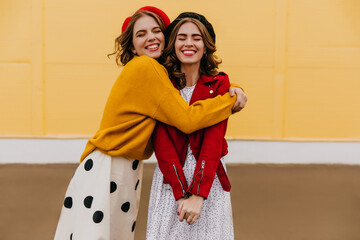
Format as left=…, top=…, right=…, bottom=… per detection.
left=229, top=87, right=236, bottom=97
left=186, top=214, right=194, bottom=224
left=185, top=212, right=200, bottom=225
left=232, top=101, right=241, bottom=112
left=179, top=208, right=187, bottom=222
left=177, top=200, right=184, bottom=214
left=232, top=89, right=247, bottom=113
left=178, top=195, right=203, bottom=224
left=190, top=214, right=200, bottom=225
left=239, top=92, right=248, bottom=109
left=179, top=210, right=201, bottom=225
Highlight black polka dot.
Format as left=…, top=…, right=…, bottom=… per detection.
left=84, top=159, right=93, bottom=171
left=84, top=196, right=93, bottom=208
left=70, top=233, right=73, bottom=240
left=64, top=197, right=73, bottom=208
left=132, top=160, right=139, bottom=170
left=132, top=221, right=136, bottom=232
left=93, top=211, right=104, bottom=223
left=121, top=201, right=130, bottom=212
left=110, top=181, right=117, bottom=193
left=135, top=179, right=140, bottom=190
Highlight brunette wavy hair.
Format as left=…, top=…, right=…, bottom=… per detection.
left=163, top=17, right=222, bottom=89
left=108, top=11, right=166, bottom=66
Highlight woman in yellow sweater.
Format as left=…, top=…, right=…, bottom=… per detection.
left=54, top=6, right=246, bottom=240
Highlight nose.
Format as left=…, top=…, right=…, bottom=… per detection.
left=147, top=31, right=156, bottom=41
left=184, top=38, right=193, bottom=47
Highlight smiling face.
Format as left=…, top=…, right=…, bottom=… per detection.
left=132, top=15, right=165, bottom=59
left=175, top=22, right=206, bottom=67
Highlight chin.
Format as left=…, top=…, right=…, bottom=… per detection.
left=148, top=52, right=162, bottom=59
left=181, top=60, right=199, bottom=65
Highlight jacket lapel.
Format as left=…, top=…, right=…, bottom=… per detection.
left=189, top=75, right=219, bottom=104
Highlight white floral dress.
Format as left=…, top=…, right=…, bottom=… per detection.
left=146, top=85, right=234, bottom=240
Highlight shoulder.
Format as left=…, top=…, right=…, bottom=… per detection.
left=201, top=72, right=230, bottom=86
left=123, top=56, right=168, bottom=80
left=215, top=72, right=229, bottom=82
left=214, top=72, right=230, bottom=89
left=125, top=55, right=164, bottom=71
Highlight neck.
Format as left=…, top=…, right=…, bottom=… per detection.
left=181, top=63, right=200, bottom=87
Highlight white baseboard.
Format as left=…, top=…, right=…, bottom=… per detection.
left=0, top=139, right=359, bottom=165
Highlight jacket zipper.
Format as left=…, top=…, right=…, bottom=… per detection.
left=197, top=161, right=206, bottom=194
left=173, top=164, right=186, bottom=196
left=188, top=160, right=206, bottom=193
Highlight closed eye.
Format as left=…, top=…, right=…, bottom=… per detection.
left=153, top=27, right=162, bottom=33
left=135, top=30, right=146, bottom=37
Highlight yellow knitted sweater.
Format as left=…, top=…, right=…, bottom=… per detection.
left=80, top=55, right=239, bottom=162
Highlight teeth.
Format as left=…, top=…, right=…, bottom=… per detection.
left=147, top=45, right=158, bottom=49
left=183, top=51, right=195, bottom=54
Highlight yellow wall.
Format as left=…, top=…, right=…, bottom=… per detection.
left=1, top=0, right=360, bottom=141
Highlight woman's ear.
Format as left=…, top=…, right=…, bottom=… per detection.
left=203, top=50, right=207, bottom=58
left=131, top=47, right=137, bottom=55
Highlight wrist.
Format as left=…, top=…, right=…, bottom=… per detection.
left=190, top=194, right=205, bottom=201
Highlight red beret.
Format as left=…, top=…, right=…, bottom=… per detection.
left=121, top=6, right=170, bottom=33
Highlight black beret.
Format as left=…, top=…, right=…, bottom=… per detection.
left=165, top=12, right=216, bottom=44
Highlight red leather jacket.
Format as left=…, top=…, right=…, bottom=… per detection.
left=152, top=73, right=231, bottom=200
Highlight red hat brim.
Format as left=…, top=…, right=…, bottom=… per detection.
left=121, top=6, right=170, bottom=33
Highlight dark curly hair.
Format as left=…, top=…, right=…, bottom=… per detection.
left=163, top=17, right=222, bottom=89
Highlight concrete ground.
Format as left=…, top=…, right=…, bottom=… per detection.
left=1, top=163, right=360, bottom=240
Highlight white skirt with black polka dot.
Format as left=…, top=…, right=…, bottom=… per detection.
left=146, top=145, right=234, bottom=240
left=54, top=150, right=143, bottom=240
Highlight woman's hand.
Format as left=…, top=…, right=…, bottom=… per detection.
left=176, top=198, right=185, bottom=215
left=229, top=87, right=247, bottom=113
left=178, top=195, right=204, bottom=225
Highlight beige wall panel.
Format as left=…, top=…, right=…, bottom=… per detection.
left=284, top=68, right=360, bottom=139
left=0, top=0, right=31, bottom=62
left=0, top=64, right=32, bottom=134
left=45, top=63, right=121, bottom=135
left=287, top=0, right=360, bottom=68
left=214, top=0, right=275, bottom=67
left=44, top=0, right=275, bottom=66
left=1, top=0, right=360, bottom=140
left=223, top=66, right=274, bottom=138
left=44, top=0, right=128, bottom=64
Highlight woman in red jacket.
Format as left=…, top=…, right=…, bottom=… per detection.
left=147, top=13, right=235, bottom=239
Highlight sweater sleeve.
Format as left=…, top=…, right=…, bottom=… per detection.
left=153, top=89, right=234, bottom=134
left=121, top=56, right=237, bottom=134
left=153, top=122, right=188, bottom=200
left=118, top=56, right=244, bottom=134
left=149, top=62, right=238, bottom=134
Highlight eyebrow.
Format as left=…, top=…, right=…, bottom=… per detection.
left=177, top=33, right=202, bottom=37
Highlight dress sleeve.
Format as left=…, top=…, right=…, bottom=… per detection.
left=153, top=122, right=188, bottom=200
